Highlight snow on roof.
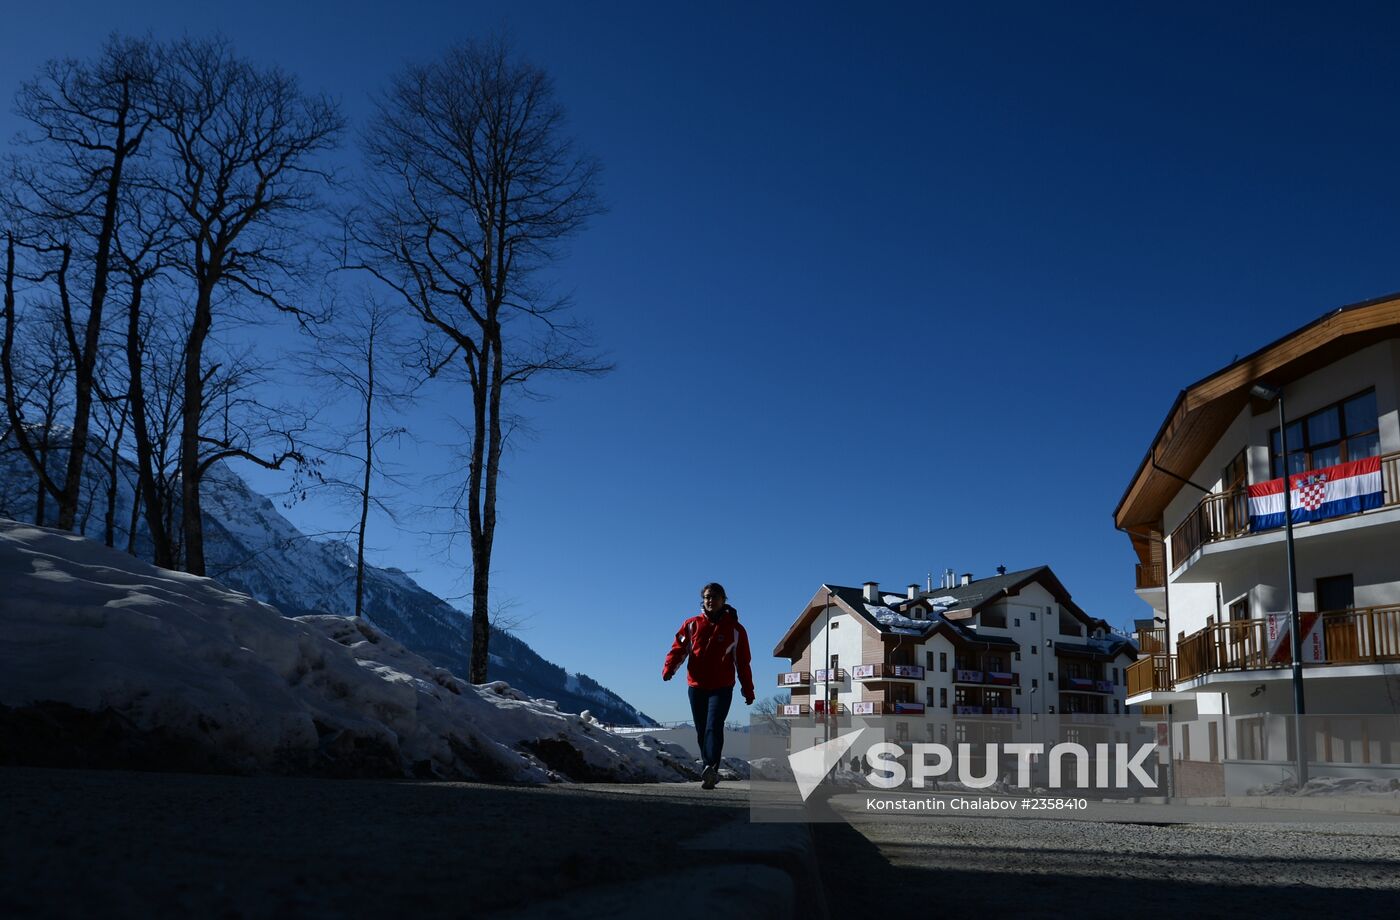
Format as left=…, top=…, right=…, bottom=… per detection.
left=0, top=519, right=692, bottom=784
left=864, top=604, right=926, bottom=636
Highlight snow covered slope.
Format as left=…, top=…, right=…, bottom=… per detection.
left=0, top=445, right=653, bottom=726
left=0, top=520, right=688, bottom=782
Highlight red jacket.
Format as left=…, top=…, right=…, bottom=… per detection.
left=663, top=605, right=755, bottom=700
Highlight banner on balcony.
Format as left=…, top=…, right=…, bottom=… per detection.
left=1265, top=612, right=1325, bottom=664
left=1247, top=455, right=1383, bottom=530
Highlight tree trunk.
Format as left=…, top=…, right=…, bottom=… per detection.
left=355, top=325, right=374, bottom=620
left=126, top=274, right=174, bottom=569
left=57, top=80, right=132, bottom=532
left=180, top=281, right=215, bottom=576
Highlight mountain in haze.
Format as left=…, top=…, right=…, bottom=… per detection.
left=0, top=439, right=656, bottom=727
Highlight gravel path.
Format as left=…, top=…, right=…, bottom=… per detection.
left=815, top=804, right=1400, bottom=918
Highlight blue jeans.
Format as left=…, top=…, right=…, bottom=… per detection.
left=688, top=686, right=733, bottom=769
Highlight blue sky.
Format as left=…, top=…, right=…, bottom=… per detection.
left=6, top=2, right=1400, bottom=722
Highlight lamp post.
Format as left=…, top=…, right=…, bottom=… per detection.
left=823, top=588, right=832, bottom=746
left=1251, top=382, right=1308, bottom=787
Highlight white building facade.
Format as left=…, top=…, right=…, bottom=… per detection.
left=772, top=568, right=1135, bottom=747
left=1116, top=296, right=1400, bottom=793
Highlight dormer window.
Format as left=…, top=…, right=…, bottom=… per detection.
left=911, top=606, right=925, bottom=620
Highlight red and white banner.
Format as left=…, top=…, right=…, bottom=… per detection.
left=1266, top=612, right=1325, bottom=663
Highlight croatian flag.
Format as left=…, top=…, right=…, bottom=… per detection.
left=1247, top=456, right=1383, bottom=530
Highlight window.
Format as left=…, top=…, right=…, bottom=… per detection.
left=939, top=652, right=948, bottom=673
left=939, top=687, right=948, bottom=709
left=1031, top=645, right=1038, bottom=655
left=1015, top=687, right=1021, bottom=696
left=926, top=687, right=935, bottom=706
left=1316, top=574, right=1355, bottom=613
left=1229, top=595, right=1250, bottom=621
left=830, top=654, right=839, bottom=670
left=1049, top=672, right=1055, bottom=682
left=1237, top=717, right=1265, bottom=760
left=926, top=651, right=934, bottom=671
left=1111, top=667, right=1118, bottom=684
left=912, top=607, right=924, bottom=620
left=1222, top=448, right=1248, bottom=491
left=1270, top=388, right=1379, bottom=477
left=1014, top=618, right=1021, bottom=628
left=939, top=723, right=948, bottom=743
left=1031, top=678, right=1038, bottom=690
left=1030, top=609, right=1037, bottom=621
left=831, top=620, right=840, bottom=630
left=1014, top=651, right=1021, bottom=662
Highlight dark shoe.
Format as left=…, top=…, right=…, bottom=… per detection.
left=701, top=765, right=718, bottom=789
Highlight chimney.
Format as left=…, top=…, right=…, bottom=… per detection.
left=945, top=568, right=956, bottom=589
left=907, top=584, right=918, bottom=600
left=863, top=581, right=879, bottom=603
left=996, top=564, right=1007, bottom=576
left=961, top=572, right=973, bottom=586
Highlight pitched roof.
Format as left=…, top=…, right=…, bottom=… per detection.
left=1115, top=293, right=1400, bottom=553
left=773, top=565, right=1102, bottom=658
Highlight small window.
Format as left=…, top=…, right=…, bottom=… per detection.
left=1111, top=667, right=1118, bottom=684
left=1032, top=646, right=1038, bottom=656
left=926, top=651, right=934, bottom=670
left=939, top=652, right=948, bottom=673
left=1014, top=651, right=1021, bottom=662
left=1049, top=671, right=1055, bottom=682
left=1030, top=610, right=1037, bottom=621
left=1015, top=687, right=1021, bottom=696
left=939, top=687, right=947, bottom=708
left=1014, top=618, right=1021, bottom=628
left=1031, top=678, right=1038, bottom=690
left=831, top=621, right=840, bottom=630
left=912, top=607, right=925, bottom=620
left=1048, top=705, right=1055, bottom=714
left=939, top=723, right=948, bottom=743
left=926, top=687, right=935, bottom=705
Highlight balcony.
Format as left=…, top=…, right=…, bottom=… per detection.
left=778, top=703, right=810, bottom=717
left=777, top=671, right=810, bottom=688
left=812, top=699, right=847, bottom=714
left=1136, top=562, right=1165, bottom=590
left=811, top=668, right=848, bottom=683
left=851, top=700, right=927, bottom=715
left=1176, top=605, right=1400, bottom=682
left=851, top=663, right=925, bottom=681
left=1126, top=654, right=1176, bottom=696
left=952, top=669, right=1019, bottom=686
left=1169, top=451, right=1400, bottom=573
left=1134, top=627, right=1167, bottom=656
left=952, top=705, right=1019, bottom=716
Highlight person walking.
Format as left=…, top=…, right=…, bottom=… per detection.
left=662, top=582, right=755, bottom=789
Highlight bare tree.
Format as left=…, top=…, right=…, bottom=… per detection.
left=155, top=37, right=342, bottom=575
left=356, top=38, right=608, bottom=682
left=303, top=293, right=412, bottom=619
left=3, top=36, right=158, bottom=531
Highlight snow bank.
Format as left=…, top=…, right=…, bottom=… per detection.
left=0, top=520, right=691, bottom=784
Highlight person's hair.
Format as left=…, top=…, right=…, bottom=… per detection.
left=700, top=582, right=727, bottom=602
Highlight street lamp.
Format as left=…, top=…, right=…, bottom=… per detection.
left=1251, top=382, right=1308, bottom=786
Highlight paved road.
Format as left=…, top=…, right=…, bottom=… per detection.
left=814, top=799, right=1400, bottom=919
left=1, top=767, right=803, bottom=919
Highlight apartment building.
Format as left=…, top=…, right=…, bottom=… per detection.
left=772, top=567, right=1135, bottom=745
left=1116, top=294, right=1400, bottom=791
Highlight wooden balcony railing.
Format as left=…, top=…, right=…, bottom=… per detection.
left=777, top=671, right=810, bottom=687
left=778, top=703, right=810, bottom=717
left=1135, top=628, right=1167, bottom=656
left=1176, top=605, right=1400, bottom=682
left=1169, top=451, right=1400, bottom=570
left=851, top=663, right=925, bottom=681
left=1126, top=654, right=1176, bottom=696
left=1136, top=562, right=1165, bottom=590
left=851, top=700, right=928, bottom=715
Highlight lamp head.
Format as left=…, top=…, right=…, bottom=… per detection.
left=1251, top=383, right=1281, bottom=401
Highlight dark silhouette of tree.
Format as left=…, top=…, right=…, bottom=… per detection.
left=154, top=37, right=342, bottom=576
left=2, top=36, right=158, bottom=532
left=355, top=38, right=608, bottom=683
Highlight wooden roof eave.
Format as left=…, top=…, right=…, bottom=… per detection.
left=1114, top=295, right=1400, bottom=532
